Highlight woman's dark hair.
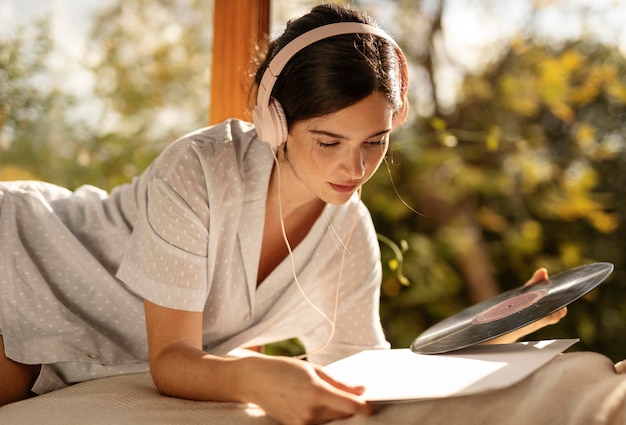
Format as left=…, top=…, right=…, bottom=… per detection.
left=251, top=3, right=403, bottom=130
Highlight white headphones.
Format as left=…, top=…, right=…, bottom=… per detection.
left=252, top=22, right=408, bottom=149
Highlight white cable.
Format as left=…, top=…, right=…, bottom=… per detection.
left=270, top=146, right=360, bottom=359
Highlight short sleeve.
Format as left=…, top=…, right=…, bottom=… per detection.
left=116, top=140, right=211, bottom=312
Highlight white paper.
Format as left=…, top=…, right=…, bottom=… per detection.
left=323, top=339, right=578, bottom=402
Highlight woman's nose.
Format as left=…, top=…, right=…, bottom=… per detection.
left=343, top=148, right=366, bottom=179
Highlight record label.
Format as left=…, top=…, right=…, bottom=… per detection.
left=473, top=289, right=548, bottom=324
left=411, top=262, right=614, bottom=354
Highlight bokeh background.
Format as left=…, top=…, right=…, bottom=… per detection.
left=2, top=0, right=625, bottom=360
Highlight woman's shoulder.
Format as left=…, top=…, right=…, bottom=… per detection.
left=324, top=194, right=378, bottom=249
left=172, top=119, right=259, bottom=158
left=335, top=194, right=376, bottom=228
left=148, top=119, right=265, bottom=179
left=180, top=119, right=257, bottom=147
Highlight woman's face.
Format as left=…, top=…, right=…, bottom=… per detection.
left=284, top=91, right=394, bottom=205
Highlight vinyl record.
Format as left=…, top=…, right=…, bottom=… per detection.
left=410, top=262, right=614, bottom=354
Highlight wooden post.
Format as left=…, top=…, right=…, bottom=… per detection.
left=209, top=0, right=270, bottom=125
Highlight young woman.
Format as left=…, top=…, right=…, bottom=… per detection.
left=0, top=3, right=564, bottom=424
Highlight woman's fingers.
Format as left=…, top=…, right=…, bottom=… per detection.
left=524, top=267, right=548, bottom=286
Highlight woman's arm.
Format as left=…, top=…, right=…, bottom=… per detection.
left=144, top=300, right=241, bottom=401
left=143, top=300, right=373, bottom=425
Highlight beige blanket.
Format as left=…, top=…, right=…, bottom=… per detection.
left=1, top=351, right=625, bottom=425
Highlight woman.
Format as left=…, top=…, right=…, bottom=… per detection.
left=0, top=4, right=564, bottom=424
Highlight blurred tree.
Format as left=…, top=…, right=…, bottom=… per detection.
left=0, top=20, right=85, bottom=183
left=1, top=0, right=214, bottom=191
left=366, top=6, right=626, bottom=357
left=82, top=0, right=213, bottom=189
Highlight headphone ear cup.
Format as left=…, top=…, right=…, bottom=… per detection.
left=253, top=97, right=288, bottom=149
left=392, top=47, right=410, bottom=130
left=392, top=93, right=409, bottom=129
left=269, top=98, right=288, bottom=147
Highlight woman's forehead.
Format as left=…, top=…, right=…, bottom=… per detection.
left=303, top=93, right=394, bottom=135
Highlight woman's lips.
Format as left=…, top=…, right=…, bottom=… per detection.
left=329, top=182, right=359, bottom=193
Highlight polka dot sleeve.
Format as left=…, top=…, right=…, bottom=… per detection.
left=117, top=139, right=211, bottom=312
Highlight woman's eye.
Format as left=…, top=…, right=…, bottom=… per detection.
left=367, top=139, right=386, bottom=146
left=318, top=141, right=339, bottom=148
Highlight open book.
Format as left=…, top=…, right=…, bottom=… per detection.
left=323, top=339, right=578, bottom=402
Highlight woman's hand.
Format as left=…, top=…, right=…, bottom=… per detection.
left=240, top=355, right=374, bottom=425
left=486, top=268, right=568, bottom=345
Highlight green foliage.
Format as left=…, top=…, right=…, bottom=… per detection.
left=366, top=37, right=626, bottom=360
left=0, top=20, right=84, bottom=183
left=1, top=0, right=213, bottom=191
left=88, top=0, right=213, bottom=147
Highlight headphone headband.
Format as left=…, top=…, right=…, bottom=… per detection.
left=253, top=22, right=406, bottom=148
